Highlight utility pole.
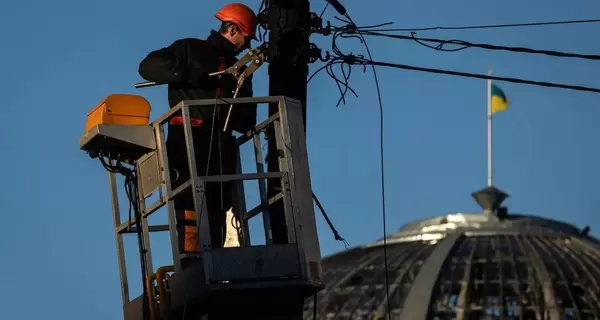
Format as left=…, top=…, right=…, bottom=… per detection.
left=211, top=2, right=318, bottom=313
left=266, top=0, right=311, bottom=245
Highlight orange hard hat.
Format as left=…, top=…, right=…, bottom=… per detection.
left=215, top=3, right=258, bottom=39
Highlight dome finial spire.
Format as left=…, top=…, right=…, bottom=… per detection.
left=472, top=186, right=509, bottom=215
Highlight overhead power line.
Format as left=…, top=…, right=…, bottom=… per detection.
left=344, top=56, right=600, bottom=94
left=345, top=29, right=600, bottom=62
left=311, top=19, right=600, bottom=110
left=355, top=18, right=600, bottom=32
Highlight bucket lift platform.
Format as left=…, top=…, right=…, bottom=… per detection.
left=79, top=96, right=324, bottom=319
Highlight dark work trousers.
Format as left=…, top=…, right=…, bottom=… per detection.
left=166, top=123, right=237, bottom=255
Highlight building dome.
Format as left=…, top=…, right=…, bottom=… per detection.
left=303, top=187, right=600, bottom=319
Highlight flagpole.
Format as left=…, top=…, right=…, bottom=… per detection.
left=487, top=68, right=493, bottom=187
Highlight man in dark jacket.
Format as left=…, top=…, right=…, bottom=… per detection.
left=138, top=3, right=258, bottom=259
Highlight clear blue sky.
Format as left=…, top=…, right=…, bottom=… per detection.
left=1, top=0, right=599, bottom=318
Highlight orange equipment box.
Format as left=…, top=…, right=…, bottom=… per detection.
left=85, top=94, right=152, bottom=132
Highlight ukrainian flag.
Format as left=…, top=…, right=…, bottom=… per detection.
left=491, top=83, right=510, bottom=114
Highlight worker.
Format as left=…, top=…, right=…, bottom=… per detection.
left=138, top=3, right=258, bottom=267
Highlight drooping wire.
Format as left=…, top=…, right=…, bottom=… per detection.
left=338, top=12, right=392, bottom=320
left=313, top=192, right=349, bottom=248
left=307, top=22, right=366, bottom=107
left=313, top=1, right=392, bottom=317
left=308, top=58, right=360, bottom=107
left=306, top=63, right=354, bottom=246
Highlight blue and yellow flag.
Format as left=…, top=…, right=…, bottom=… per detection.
left=491, top=83, right=510, bottom=114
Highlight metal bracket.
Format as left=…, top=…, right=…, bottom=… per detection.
left=309, top=12, right=332, bottom=36
left=308, top=43, right=329, bottom=63
left=309, top=12, right=322, bottom=31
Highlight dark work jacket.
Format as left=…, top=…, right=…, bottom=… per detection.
left=138, top=30, right=257, bottom=134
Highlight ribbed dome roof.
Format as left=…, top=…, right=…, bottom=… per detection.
left=303, top=188, right=600, bottom=319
